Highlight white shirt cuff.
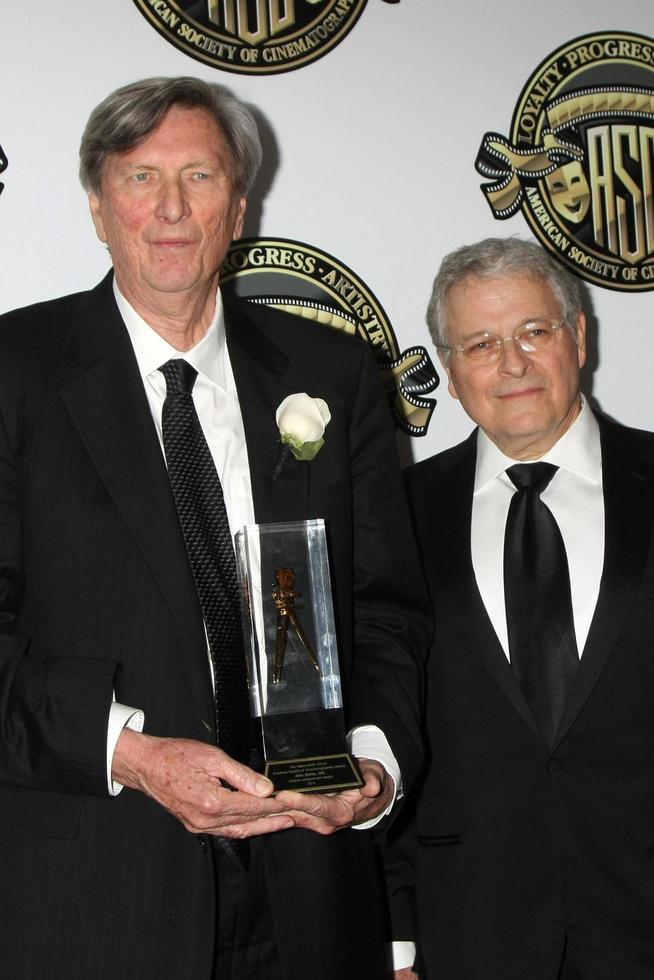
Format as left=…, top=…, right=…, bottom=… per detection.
left=107, top=702, right=145, bottom=796
left=392, top=940, right=416, bottom=971
left=348, top=724, right=401, bottom=829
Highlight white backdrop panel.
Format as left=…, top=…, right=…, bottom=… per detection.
left=1, top=0, right=652, bottom=460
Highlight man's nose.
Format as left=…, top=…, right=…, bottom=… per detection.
left=155, top=177, right=190, bottom=222
left=497, top=336, right=531, bottom=376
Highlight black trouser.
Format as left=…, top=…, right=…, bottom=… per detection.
left=212, top=840, right=282, bottom=980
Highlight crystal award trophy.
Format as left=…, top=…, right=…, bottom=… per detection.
left=235, top=519, right=362, bottom=792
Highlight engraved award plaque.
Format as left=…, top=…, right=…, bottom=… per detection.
left=235, top=519, right=362, bottom=792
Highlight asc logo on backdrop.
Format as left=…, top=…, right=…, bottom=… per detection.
left=132, top=0, right=398, bottom=74
left=476, top=31, right=654, bottom=291
left=221, top=238, right=438, bottom=437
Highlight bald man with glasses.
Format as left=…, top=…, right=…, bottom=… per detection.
left=385, top=237, right=654, bottom=980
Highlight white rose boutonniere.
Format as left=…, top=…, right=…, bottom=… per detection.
left=275, top=393, right=331, bottom=462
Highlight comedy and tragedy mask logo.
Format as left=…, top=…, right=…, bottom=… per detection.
left=133, top=0, right=400, bottom=75
left=221, top=238, right=439, bottom=436
left=476, top=31, right=654, bottom=291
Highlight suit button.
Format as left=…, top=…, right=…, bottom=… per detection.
left=197, top=836, right=208, bottom=850
left=548, top=758, right=564, bottom=775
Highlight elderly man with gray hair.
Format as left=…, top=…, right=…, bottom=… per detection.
left=0, top=77, right=428, bottom=979
left=385, top=237, right=654, bottom=980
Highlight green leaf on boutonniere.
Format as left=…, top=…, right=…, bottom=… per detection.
left=281, top=434, right=325, bottom=462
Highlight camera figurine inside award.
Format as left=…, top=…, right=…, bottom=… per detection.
left=235, top=519, right=362, bottom=793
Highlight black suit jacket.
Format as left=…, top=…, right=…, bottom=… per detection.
left=0, top=274, right=428, bottom=980
left=384, top=413, right=654, bottom=980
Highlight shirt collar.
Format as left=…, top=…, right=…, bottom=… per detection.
left=113, top=279, right=227, bottom=388
left=474, top=396, right=601, bottom=492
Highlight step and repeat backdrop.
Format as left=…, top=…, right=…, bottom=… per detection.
left=1, top=1, right=653, bottom=460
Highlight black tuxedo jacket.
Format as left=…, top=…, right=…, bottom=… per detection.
left=385, top=413, right=654, bottom=980
left=0, top=274, right=428, bottom=980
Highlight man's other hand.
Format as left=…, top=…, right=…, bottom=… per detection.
left=274, top=758, right=395, bottom=835
left=112, top=728, right=294, bottom=837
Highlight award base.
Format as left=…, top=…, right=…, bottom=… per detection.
left=262, top=708, right=363, bottom=792
left=266, top=752, right=363, bottom=793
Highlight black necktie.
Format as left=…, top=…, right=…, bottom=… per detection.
left=160, top=359, right=252, bottom=766
left=503, top=462, right=578, bottom=747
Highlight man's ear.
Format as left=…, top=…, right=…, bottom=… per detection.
left=88, top=192, right=107, bottom=243
left=232, top=196, right=247, bottom=241
left=438, top=350, right=460, bottom=402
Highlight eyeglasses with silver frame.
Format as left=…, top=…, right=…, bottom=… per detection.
left=438, top=318, right=567, bottom=364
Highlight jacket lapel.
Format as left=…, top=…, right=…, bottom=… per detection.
left=58, top=277, right=209, bottom=675
left=553, top=419, right=654, bottom=745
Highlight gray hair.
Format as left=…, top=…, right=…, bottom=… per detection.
left=79, top=76, right=262, bottom=196
left=426, top=237, right=583, bottom=352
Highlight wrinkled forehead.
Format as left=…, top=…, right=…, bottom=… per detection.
left=100, top=105, right=235, bottom=182
left=449, top=271, right=561, bottom=319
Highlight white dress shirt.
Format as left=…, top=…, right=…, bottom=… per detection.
left=472, top=398, right=604, bottom=658
left=106, top=282, right=399, bottom=817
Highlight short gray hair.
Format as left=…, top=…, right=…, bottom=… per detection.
left=426, top=237, right=583, bottom=351
left=79, top=76, right=262, bottom=196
